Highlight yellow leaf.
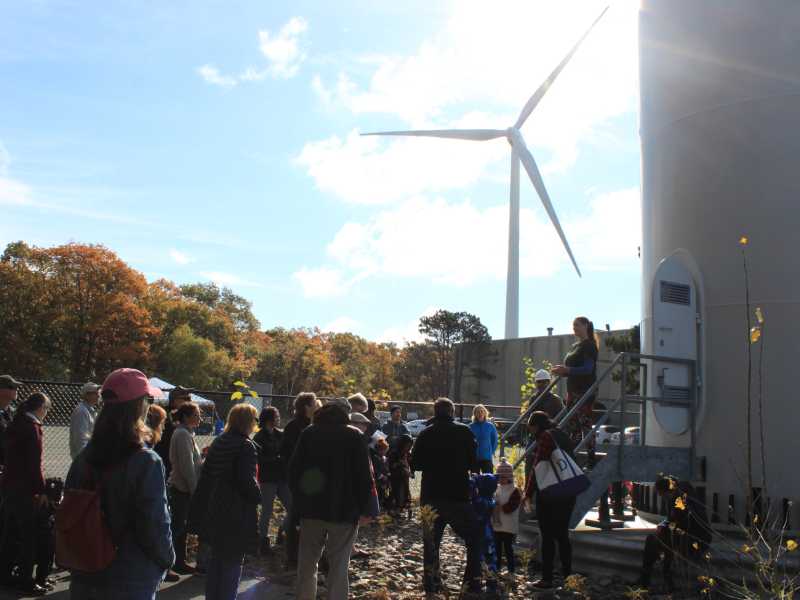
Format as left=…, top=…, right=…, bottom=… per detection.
left=787, top=539, right=798, bottom=552
left=230, top=391, right=243, bottom=401
left=750, top=327, right=761, bottom=343
left=233, top=380, right=246, bottom=387
left=739, top=236, right=749, bottom=246
left=668, top=478, right=677, bottom=491
left=249, top=389, right=258, bottom=398
left=741, top=544, right=753, bottom=553
left=755, top=307, right=764, bottom=324
left=753, top=514, right=759, bottom=524
left=674, top=496, right=686, bottom=511
left=692, top=542, right=700, bottom=550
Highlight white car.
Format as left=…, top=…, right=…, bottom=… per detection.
left=610, top=426, right=641, bottom=445
left=595, top=425, right=621, bottom=445
left=406, top=419, right=430, bottom=437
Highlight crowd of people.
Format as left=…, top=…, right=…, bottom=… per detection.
left=0, top=315, right=711, bottom=599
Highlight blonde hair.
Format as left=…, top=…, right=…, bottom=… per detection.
left=472, top=404, right=489, bottom=422
left=225, top=403, right=258, bottom=435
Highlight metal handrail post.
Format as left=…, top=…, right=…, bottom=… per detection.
left=618, top=353, right=627, bottom=477
left=690, top=359, right=696, bottom=480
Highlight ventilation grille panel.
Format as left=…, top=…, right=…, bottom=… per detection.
left=660, top=281, right=691, bottom=305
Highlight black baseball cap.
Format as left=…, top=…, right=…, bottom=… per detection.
left=168, top=385, right=195, bottom=401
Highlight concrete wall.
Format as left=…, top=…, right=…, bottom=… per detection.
left=453, top=330, right=627, bottom=421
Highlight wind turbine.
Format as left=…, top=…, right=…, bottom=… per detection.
left=363, top=8, right=607, bottom=339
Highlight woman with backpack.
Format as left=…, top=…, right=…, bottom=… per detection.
left=523, top=411, right=579, bottom=590
left=0, top=392, right=51, bottom=595
left=189, top=403, right=261, bottom=600
left=64, top=368, right=174, bottom=600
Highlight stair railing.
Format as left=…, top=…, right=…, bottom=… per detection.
left=511, top=353, right=624, bottom=470
left=498, top=375, right=562, bottom=456
left=512, top=351, right=698, bottom=480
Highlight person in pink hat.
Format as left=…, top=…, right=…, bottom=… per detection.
left=64, top=368, right=175, bottom=600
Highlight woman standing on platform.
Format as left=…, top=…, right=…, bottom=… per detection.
left=551, top=316, right=599, bottom=443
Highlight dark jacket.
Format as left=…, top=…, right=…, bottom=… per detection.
left=3, top=413, right=46, bottom=497
left=382, top=421, right=410, bottom=447
left=153, top=417, right=175, bottom=478
left=288, top=411, right=376, bottom=524
left=253, top=427, right=285, bottom=483
left=280, top=415, right=310, bottom=470
left=410, top=416, right=478, bottom=504
left=189, top=432, right=261, bottom=557
left=66, top=447, right=175, bottom=580
left=0, top=407, right=12, bottom=468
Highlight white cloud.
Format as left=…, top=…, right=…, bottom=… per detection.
left=294, top=121, right=508, bottom=205
left=196, top=64, right=238, bottom=88
left=197, top=17, right=308, bottom=87
left=257, top=16, right=308, bottom=79
left=378, top=306, right=437, bottom=346
left=0, top=142, right=9, bottom=176
left=0, top=177, right=33, bottom=206
left=304, top=0, right=638, bottom=193
left=169, top=249, right=192, bottom=265
left=297, top=187, right=640, bottom=291
left=200, top=271, right=265, bottom=288
left=292, top=267, right=355, bottom=298
left=322, top=316, right=360, bottom=334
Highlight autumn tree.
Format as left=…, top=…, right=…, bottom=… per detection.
left=418, top=310, right=491, bottom=398
left=0, top=242, right=155, bottom=380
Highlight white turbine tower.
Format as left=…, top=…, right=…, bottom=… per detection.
left=363, top=8, right=607, bottom=339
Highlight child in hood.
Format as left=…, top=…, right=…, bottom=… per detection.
left=387, top=434, right=413, bottom=517
left=370, top=437, right=390, bottom=511
left=471, top=472, right=499, bottom=593
left=493, top=457, right=522, bottom=575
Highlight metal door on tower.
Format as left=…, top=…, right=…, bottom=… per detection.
left=649, top=256, right=699, bottom=436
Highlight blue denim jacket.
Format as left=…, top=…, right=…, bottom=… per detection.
left=65, top=447, right=175, bottom=589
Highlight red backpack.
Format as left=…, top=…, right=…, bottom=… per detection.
left=55, top=468, right=116, bottom=572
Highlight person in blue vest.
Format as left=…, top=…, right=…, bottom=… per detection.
left=468, top=405, right=498, bottom=474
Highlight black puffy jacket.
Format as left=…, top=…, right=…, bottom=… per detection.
left=189, top=431, right=261, bottom=557
left=410, top=416, right=478, bottom=504
left=288, top=408, right=374, bottom=524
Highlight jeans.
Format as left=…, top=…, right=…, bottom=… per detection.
left=494, top=531, right=515, bottom=573
left=422, top=500, right=481, bottom=593
left=205, top=550, right=244, bottom=600
left=0, top=493, right=36, bottom=583
left=258, top=481, right=291, bottom=539
left=537, top=495, right=576, bottom=581
left=285, top=507, right=300, bottom=567
left=168, top=487, right=191, bottom=568
left=296, top=518, right=358, bottom=600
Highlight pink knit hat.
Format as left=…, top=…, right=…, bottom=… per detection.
left=496, top=457, right=514, bottom=483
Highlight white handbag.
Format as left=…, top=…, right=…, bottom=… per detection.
left=533, top=433, right=590, bottom=501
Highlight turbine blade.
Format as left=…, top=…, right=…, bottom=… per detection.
left=361, top=129, right=507, bottom=142
left=513, top=137, right=582, bottom=277
left=514, top=6, right=609, bottom=129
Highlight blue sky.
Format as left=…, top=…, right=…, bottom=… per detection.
left=1, top=0, right=642, bottom=343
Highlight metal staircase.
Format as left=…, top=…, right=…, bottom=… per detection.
left=499, top=352, right=697, bottom=529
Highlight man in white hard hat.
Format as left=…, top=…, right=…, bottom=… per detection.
left=69, top=382, right=100, bottom=459
left=532, top=369, right=564, bottom=420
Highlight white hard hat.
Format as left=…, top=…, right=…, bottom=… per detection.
left=534, top=369, right=551, bottom=382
